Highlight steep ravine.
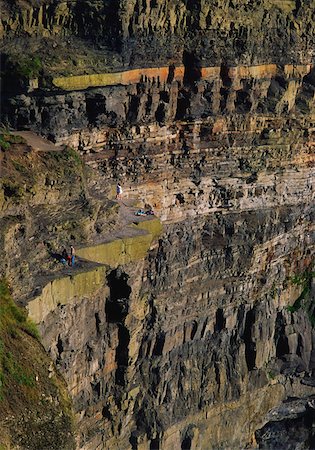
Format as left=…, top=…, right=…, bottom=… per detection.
left=1, top=0, right=315, bottom=449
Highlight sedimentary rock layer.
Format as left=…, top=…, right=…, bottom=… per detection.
left=0, top=1, right=315, bottom=449
left=1, top=0, right=315, bottom=69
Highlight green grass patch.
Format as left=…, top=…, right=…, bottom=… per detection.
left=0, top=135, right=11, bottom=151
left=0, top=131, right=26, bottom=151
left=47, top=146, right=82, bottom=166
left=5, top=56, right=42, bottom=80
left=12, top=160, right=29, bottom=175
left=0, top=279, right=40, bottom=400
left=2, top=179, right=24, bottom=201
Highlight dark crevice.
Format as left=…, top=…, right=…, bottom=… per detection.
left=243, top=308, right=256, bottom=371
left=183, top=51, right=202, bottom=85
left=220, top=64, right=232, bottom=87
left=175, top=90, right=191, bottom=119
left=215, top=308, right=226, bottom=333
left=56, top=334, right=64, bottom=364
left=275, top=312, right=290, bottom=358
left=86, top=94, right=106, bottom=125
left=150, top=438, right=160, bottom=450
left=130, top=432, right=138, bottom=450
left=181, top=426, right=195, bottom=450
left=155, top=103, right=166, bottom=123
left=152, top=332, right=165, bottom=356
left=181, top=435, right=192, bottom=450
left=102, top=405, right=112, bottom=420
left=91, top=381, right=101, bottom=401
left=104, top=269, right=132, bottom=386
left=190, top=321, right=198, bottom=340
left=127, top=95, right=140, bottom=122
left=115, top=324, right=130, bottom=386
left=167, top=64, right=175, bottom=84
left=95, top=312, right=101, bottom=334
left=106, top=268, right=131, bottom=323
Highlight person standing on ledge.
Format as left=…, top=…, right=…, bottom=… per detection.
left=116, top=183, right=123, bottom=200
left=70, top=245, right=75, bottom=267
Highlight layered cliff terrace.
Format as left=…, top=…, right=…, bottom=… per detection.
left=26, top=214, right=162, bottom=325
left=0, top=132, right=162, bottom=325
left=51, top=63, right=312, bottom=91
left=7, top=62, right=313, bottom=92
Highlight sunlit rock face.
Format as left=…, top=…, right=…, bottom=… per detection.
left=1, top=1, right=315, bottom=449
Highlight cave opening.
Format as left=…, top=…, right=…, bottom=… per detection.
left=150, top=438, right=160, bottom=450
left=181, top=435, right=192, bottom=450
left=86, top=94, right=106, bottom=125
left=106, top=268, right=131, bottom=323
left=181, top=426, right=195, bottom=450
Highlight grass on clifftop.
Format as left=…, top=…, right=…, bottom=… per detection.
left=0, top=279, right=75, bottom=449
left=0, top=279, right=39, bottom=401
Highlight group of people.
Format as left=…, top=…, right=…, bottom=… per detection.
left=61, top=245, right=75, bottom=267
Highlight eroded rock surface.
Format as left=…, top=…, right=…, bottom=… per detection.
left=0, top=1, right=315, bottom=449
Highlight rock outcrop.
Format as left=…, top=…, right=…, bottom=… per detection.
left=0, top=0, right=315, bottom=449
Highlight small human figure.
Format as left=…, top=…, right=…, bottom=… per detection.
left=116, top=183, right=123, bottom=200
left=70, top=245, right=75, bottom=267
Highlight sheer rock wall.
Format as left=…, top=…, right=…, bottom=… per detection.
left=1, top=0, right=315, bottom=68
left=1, top=1, right=315, bottom=449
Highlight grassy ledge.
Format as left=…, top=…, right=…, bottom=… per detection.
left=0, top=279, right=75, bottom=449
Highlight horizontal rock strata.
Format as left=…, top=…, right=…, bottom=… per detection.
left=0, top=0, right=315, bottom=449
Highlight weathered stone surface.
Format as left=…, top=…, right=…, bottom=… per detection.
left=0, top=1, right=315, bottom=449
left=1, top=0, right=315, bottom=73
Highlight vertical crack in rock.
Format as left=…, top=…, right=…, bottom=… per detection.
left=243, top=308, right=257, bottom=371
left=183, top=51, right=202, bottom=86
left=275, top=311, right=290, bottom=358
left=106, top=268, right=132, bottom=386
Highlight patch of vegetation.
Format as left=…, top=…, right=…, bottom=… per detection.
left=47, top=146, right=82, bottom=167
left=0, top=132, right=26, bottom=151
left=6, top=56, right=42, bottom=80
left=287, top=268, right=315, bottom=324
left=2, top=179, right=24, bottom=201
left=0, top=279, right=40, bottom=400
left=12, top=160, right=29, bottom=175
left=0, top=279, right=75, bottom=448
left=0, top=135, right=11, bottom=151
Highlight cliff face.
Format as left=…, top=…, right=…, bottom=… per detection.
left=1, top=0, right=315, bottom=71
left=1, top=1, right=315, bottom=449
